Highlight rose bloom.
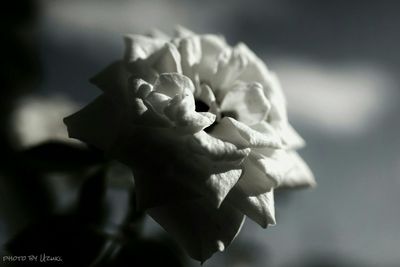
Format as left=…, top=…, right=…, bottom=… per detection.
left=64, top=27, right=315, bottom=262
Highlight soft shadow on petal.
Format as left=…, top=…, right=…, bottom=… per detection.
left=107, top=126, right=240, bottom=210
left=219, top=82, right=270, bottom=125
left=149, top=43, right=183, bottom=74
left=131, top=169, right=201, bottom=210
left=148, top=198, right=245, bottom=262
left=124, top=34, right=166, bottom=62
left=211, top=45, right=247, bottom=90
left=234, top=44, right=289, bottom=125
left=204, top=168, right=243, bottom=208
left=210, top=117, right=282, bottom=148
left=64, top=95, right=122, bottom=151
left=146, top=28, right=170, bottom=40
left=90, top=61, right=131, bottom=105
left=235, top=43, right=269, bottom=83
left=197, top=34, right=228, bottom=82
left=144, top=91, right=171, bottom=114
left=178, top=36, right=202, bottom=80
left=228, top=188, right=275, bottom=228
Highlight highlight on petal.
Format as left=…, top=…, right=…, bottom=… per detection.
left=143, top=91, right=171, bottom=114
left=219, top=81, right=270, bottom=125
left=188, top=131, right=250, bottom=162
left=278, top=152, right=316, bottom=188
left=234, top=155, right=279, bottom=196
left=148, top=198, right=245, bottom=262
left=153, top=73, right=195, bottom=97
left=164, top=88, right=216, bottom=133
left=130, top=78, right=153, bottom=99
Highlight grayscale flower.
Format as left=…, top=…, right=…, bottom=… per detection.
left=64, top=27, right=315, bottom=262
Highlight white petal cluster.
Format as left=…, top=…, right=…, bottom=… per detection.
left=64, top=27, right=315, bottom=262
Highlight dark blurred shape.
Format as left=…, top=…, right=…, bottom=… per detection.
left=113, top=238, right=187, bottom=267
left=1, top=0, right=41, bottom=96
left=7, top=215, right=114, bottom=266
left=2, top=142, right=105, bottom=223
left=3, top=141, right=186, bottom=266
left=0, top=0, right=41, bottom=152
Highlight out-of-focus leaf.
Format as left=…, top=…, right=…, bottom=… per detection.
left=19, top=141, right=105, bottom=172
left=112, top=238, right=187, bottom=267
left=5, top=215, right=114, bottom=267
left=79, top=161, right=143, bottom=237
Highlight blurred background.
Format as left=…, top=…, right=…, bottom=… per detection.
left=1, top=0, right=400, bottom=266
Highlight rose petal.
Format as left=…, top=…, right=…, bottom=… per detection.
left=130, top=79, right=152, bottom=98
left=250, top=148, right=290, bottom=183
left=205, top=168, right=242, bottom=208
left=219, top=81, right=270, bottom=125
left=162, top=88, right=215, bottom=133
left=149, top=43, right=183, bottom=74
left=124, top=34, right=166, bottom=62
left=235, top=154, right=279, bottom=196
left=228, top=188, right=275, bottom=228
left=143, top=91, right=171, bottom=114
left=188, top=131, right=250, bottom=162
left=174, top=25, right=195, bottom=38
left=64, top=95, right=122, bottom=151
left=194, top=84, right=219, bottom=116
left=153, top=73, right=195, bottom=97
left=148, top=198, right=245, bottom=262
left=197, top=34, right=228, bottom=81
left=264, top=73, right=288, bottom=124
left=250, top=121, right=283, bottom=148
left=210, top=117, right=282, bottom=148
left=178, top=36, right=202, bottom=80
left=146, top=28, right=170, bottom=40
left=132, top=169, right=200, bottom=210
left=211, top=45, right=247, bottom=90
left=234, top=44, right=289, bottom=125
left=278, top=152, right=316, bottom=188
left=90, top=61, right=131, bottom=105
left=235, top=43, right=270, bottom=86
left=109, top=125, right=241, bottom=210
left=274, top=122, right=306, bottom=149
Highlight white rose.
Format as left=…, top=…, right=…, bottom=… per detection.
left=64, top=27, right=315, bottom=262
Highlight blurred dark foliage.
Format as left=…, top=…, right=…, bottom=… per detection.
left=3, top=142, right=187, bottom=267
left=0, top=0, right=42, bottom=153
left=0, top=1, right=187, bottom=266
